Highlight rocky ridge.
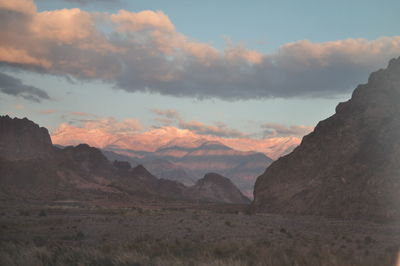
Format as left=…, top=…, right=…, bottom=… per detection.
left=0, top=116, right=249, bottom=204
left=253, top=57, right=400, bottom=221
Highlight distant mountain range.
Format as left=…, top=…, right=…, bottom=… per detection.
left=0, top=115, right=249, bottom=204
left=52, top=125, right=300, bottom=160
left=102, top=140, right=273, bottom=198
left=52, top=121, right=303, bottom=197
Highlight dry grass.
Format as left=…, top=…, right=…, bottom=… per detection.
left=1, top=202, right=399, bottom=266
left=0, top=239, right=396, bottom=266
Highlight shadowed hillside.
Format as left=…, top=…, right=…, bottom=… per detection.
left=254, top=57, right=400, bottom=221
left=0, top=116, right=248, bottom=204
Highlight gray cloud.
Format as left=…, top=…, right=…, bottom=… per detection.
left=150, top=108, right=181, bottom=126
left=179, top=120, right=245, bottom=138
left=150, top=109, right=180, bottom=119
left=0, top=72, right=50, bottom=102
left=63, top=0, right=118, bottom=5
left=261, top=123, right=313, bottom=138
left=1, top=2, right=400, bottom=101
left=117, top=41, right=397, bottom=100
left=151, top=108, right=246, bottom=138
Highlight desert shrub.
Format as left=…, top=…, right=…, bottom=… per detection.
left=76, top=231, right=85, bottom=240
left=244, top=208, right=253, bottom=216
left=19, top=210, right=30, bottom=216
left=224, top=220, right=232, bottom=227
left=364, top=236, right=375, bottom=244
left=33, top=236, right=47, bottom=247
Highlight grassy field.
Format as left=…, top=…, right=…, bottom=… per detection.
left=0, top=201, right=399, bottom=265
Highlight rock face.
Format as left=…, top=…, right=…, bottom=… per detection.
left=253, top=57, right=400, bottom=221
left=191, top=173, right=250, bottom=204
left=0, top=115, right=54, bottom=160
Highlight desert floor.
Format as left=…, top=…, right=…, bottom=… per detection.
left=1, top=200, right=399, bottom=266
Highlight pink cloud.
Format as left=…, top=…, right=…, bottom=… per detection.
left=2, top=1, right=400, bottom=100
left=225, top=45, right=263, bottom=64
left=69, top=111, right=92, bottom=117
left=111, top=10, right=175, bottom=33
left=0, top=47, right=52, bottom=68
left=31, top=8, right=96, bottom=44
left=0, top=0, right=36, bottom=15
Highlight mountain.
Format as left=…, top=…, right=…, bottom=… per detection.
left=107, top=164, right=188, bottom=200
left=106, top=140, right=273, bottom=197
left=142, top=159, right=197, bottom=186
left=0, top=115, right=54, bottom=160
left=253, top=57, right=400, bottom=221
left=102, top=149, right=140, bottom=168
left=101, top=149, right=198, bottom=186
left=190, top=173, right=250, bottom=204
left=173, top=141, right=273, bottom=197
left=52, top=124, right=299, bottom=160
left=0, top=116, right=249, bottom=204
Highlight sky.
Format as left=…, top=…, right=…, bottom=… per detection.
left=0, top=0, right=400, bottom=156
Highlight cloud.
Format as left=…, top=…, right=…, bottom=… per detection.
left=179, top=120, right=245, bottom=138
left=111, top=10, right=175, bottom=33
left=150, top=108, right=181, bottom=126
left=149, top=108, right=311, bottom=139
left=69, top=111, right=93, bottom=117
left=40, top=109, right=57, bottom=114
left=1, top=1, right=400, bottom=100
left=0, top=0, right=36, bottom=15
left=150, top=109, right=180, bottom=119
left=15, top=104, right=24, bottom=110
left=261, top=123, right=313, bottom=138
left=150, top=108, right=245, bottom=138
left=0, top=72, right=50, bottom=102
left=74, top=117, right=143, bottom=134
left=64, top=0, right=117, bottom=4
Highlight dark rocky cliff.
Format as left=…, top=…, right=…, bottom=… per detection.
left=253, top=57, right=400, bottom=221
left=0, top=115, right=54, bottom=160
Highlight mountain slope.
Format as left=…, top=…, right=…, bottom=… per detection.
left=142, top=159, right=197, bottom=186
left=190, top=173, right=250, bottom=204
left=0, top=116, right=249, bottom=204
left=107, top=141, right=273, bottom=197
left=102, top=149, right=140, bottom=168
left=253, top=57, right=400, bottom=221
